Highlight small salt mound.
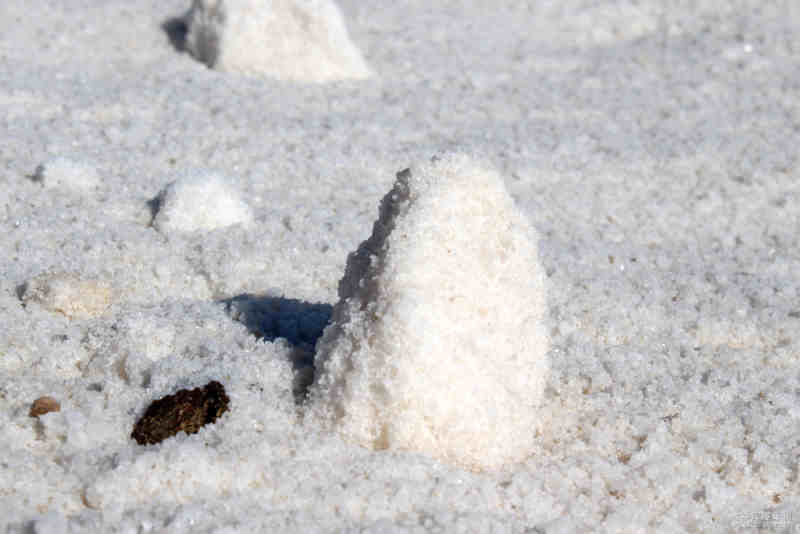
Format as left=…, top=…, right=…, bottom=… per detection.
left=32, top=157, right=100, bottom=190
left=309, top=154, right=550, bottom=472
left=152, top=170, right=254, bottom=233
left=184, top=0, right=372, bottom=82
left=21, top=272, right=112, bottom=319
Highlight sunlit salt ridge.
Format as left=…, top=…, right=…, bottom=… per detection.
left=309, top=154, right=550, bottom=471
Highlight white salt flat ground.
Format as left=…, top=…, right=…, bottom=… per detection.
left=1, top=1, right=799, bottom=532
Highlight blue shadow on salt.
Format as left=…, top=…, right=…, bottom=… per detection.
left=220, top=294, right=331, bottom=349
left=219, top=294, right=332, bottom=401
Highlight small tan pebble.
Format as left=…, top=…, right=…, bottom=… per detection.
left=131, top=381, right=230, bottom=445
left=29, top=396, right=61, bottom=418
left=20, top=272, right=112, bottom=319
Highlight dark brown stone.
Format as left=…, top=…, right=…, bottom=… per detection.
left=131, top=381, right=230, bottom=445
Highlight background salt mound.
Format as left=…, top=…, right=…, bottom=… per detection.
left=184, top=0, right=372, bottom=82
left=33, top=157, right=100, bottom=190
left=309, top=154, right=550, bottom=471
left=152, top=170, right=254, bottom=233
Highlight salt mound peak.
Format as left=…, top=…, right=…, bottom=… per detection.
left=309, top=154, right=550, bottom=471
left=184, top=0, right=372, bottom=82
left=152, top=170, right=253, bottom=233
left=33, top=157, right=100, bottom=190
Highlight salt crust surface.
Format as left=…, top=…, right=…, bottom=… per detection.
left=310, top=154, right=549, bottom=472
left=184, top=0, right=372, bottom=81
left=1, top=0, right=800, bottom=532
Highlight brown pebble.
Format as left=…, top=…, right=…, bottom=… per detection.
left=29, top=396, right=61, bottom=418
left=131, top=381, right=230, bottom=445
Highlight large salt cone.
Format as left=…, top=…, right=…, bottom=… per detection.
left=309, top=154, right=550, bottom=471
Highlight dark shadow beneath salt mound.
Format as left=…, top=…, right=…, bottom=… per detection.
left=162, top=11, right=221, bottom=69
left=221, top=294, right=332, bottom=347
left=162, top=17, right=188, bottom=53
left=219, top=294, right=332, bottom=402
left=146, top=194, right=161, bottom=224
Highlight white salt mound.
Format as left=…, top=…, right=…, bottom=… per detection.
left=152, top=170, right=254, bottom=233
left=33, top=157, right=100, bottom=190
left=184, top=0, right=372, bottom=82
left=309, top=154, right=550, bottom=472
